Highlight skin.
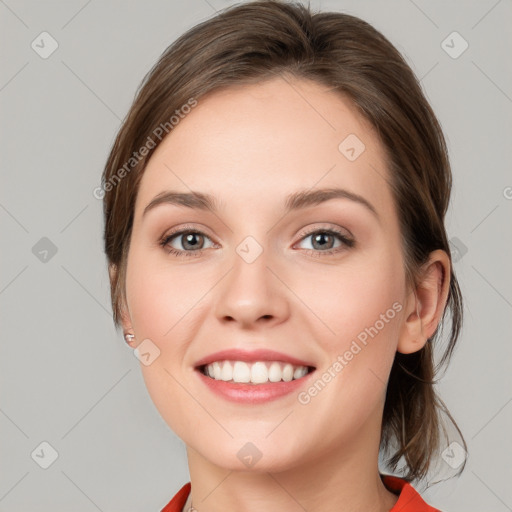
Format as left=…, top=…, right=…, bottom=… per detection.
left=113, top=75, right=451, bottom=512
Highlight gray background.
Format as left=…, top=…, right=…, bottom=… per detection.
left=1, top=0, right=511, bottom=511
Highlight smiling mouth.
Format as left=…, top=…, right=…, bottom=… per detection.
left=197, top=360, right=316, bottom=385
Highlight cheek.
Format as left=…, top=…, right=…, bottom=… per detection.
left=294, top=247, right=405, bottom=349
left=125, top=247, right=206, bottom=341
left=125, top=249, right=204, bottom=437
left=294, top=248, right=405, bottom=414
left=294, top=253, right=404, bottom=426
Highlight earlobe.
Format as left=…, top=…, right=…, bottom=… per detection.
left=119, top=299, right=135, bottom=344
left=109, top=263, right=135, bottom=345
left=119, top=303, right=134, bottom=344
left=397, top=250, right=451, bottom=354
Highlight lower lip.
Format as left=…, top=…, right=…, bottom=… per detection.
left=195, top=368, right=316, bottom=404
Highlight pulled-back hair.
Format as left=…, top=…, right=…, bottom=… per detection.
left=101, top=0, right=466, bottom=483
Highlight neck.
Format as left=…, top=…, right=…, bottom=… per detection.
left=182, top=410, right=398, bottom=512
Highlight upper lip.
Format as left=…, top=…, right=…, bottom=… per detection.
left=194, top=349, right=316, bottom=369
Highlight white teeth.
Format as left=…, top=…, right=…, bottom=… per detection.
left=220, top=361, right=233, bottom=381
left=203, top=360, right=310, bottom=384
left=282, top=363, right=294, bottom=382
left=212, top=361, right=221, bottom=380
left=232, top=361, right=251, bottom=383
left=268, top=361, right=285, bottom=382
left=293, top=366, right=306, bottom=379
left=251, top=361, right=269, bottom=384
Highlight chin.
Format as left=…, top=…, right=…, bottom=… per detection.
left=194, top=437, right=308, bottom=474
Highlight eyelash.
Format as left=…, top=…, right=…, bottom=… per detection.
left=159, top=223, right=355, bottom=259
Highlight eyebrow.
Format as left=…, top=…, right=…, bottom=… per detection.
left=142, top=187, right=379, bottom=221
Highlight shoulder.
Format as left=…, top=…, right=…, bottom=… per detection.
left=381, top=474, right=442, bottom=512
left=160, top=482, right=191, bottom=512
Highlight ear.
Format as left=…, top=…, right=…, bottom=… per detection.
left=397, top=249, right=451, bottom=354
left=109, top=263, right=136, bottom=347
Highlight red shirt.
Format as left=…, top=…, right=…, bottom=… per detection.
left=161, top=475, right=441, bottom=511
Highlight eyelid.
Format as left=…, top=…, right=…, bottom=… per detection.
left=294, top=222, right=354, bottom=241
left=158, top=221, right=356, bottom=261
left=161, top=222, right=352, bottom=245
left=161, top=223, right=217, bottom=242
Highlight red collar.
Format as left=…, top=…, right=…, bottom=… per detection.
left=161, top=475, right=441, bottom=512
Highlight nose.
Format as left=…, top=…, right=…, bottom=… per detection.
left=214, top=248, right=290, bottom=329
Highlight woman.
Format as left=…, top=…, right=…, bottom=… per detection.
left=101, top=1, right=466, bottom=510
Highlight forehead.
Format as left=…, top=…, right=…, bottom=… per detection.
left=134, top=76, right=393, bottom=220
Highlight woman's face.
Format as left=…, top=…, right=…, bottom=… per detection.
left=123, top=76, right=411, bottom=471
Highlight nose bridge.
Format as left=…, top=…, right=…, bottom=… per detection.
left=213, top=233, right=288, bottom=326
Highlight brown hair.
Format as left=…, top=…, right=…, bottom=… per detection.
left=101, top=0, right=466, bottom=483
